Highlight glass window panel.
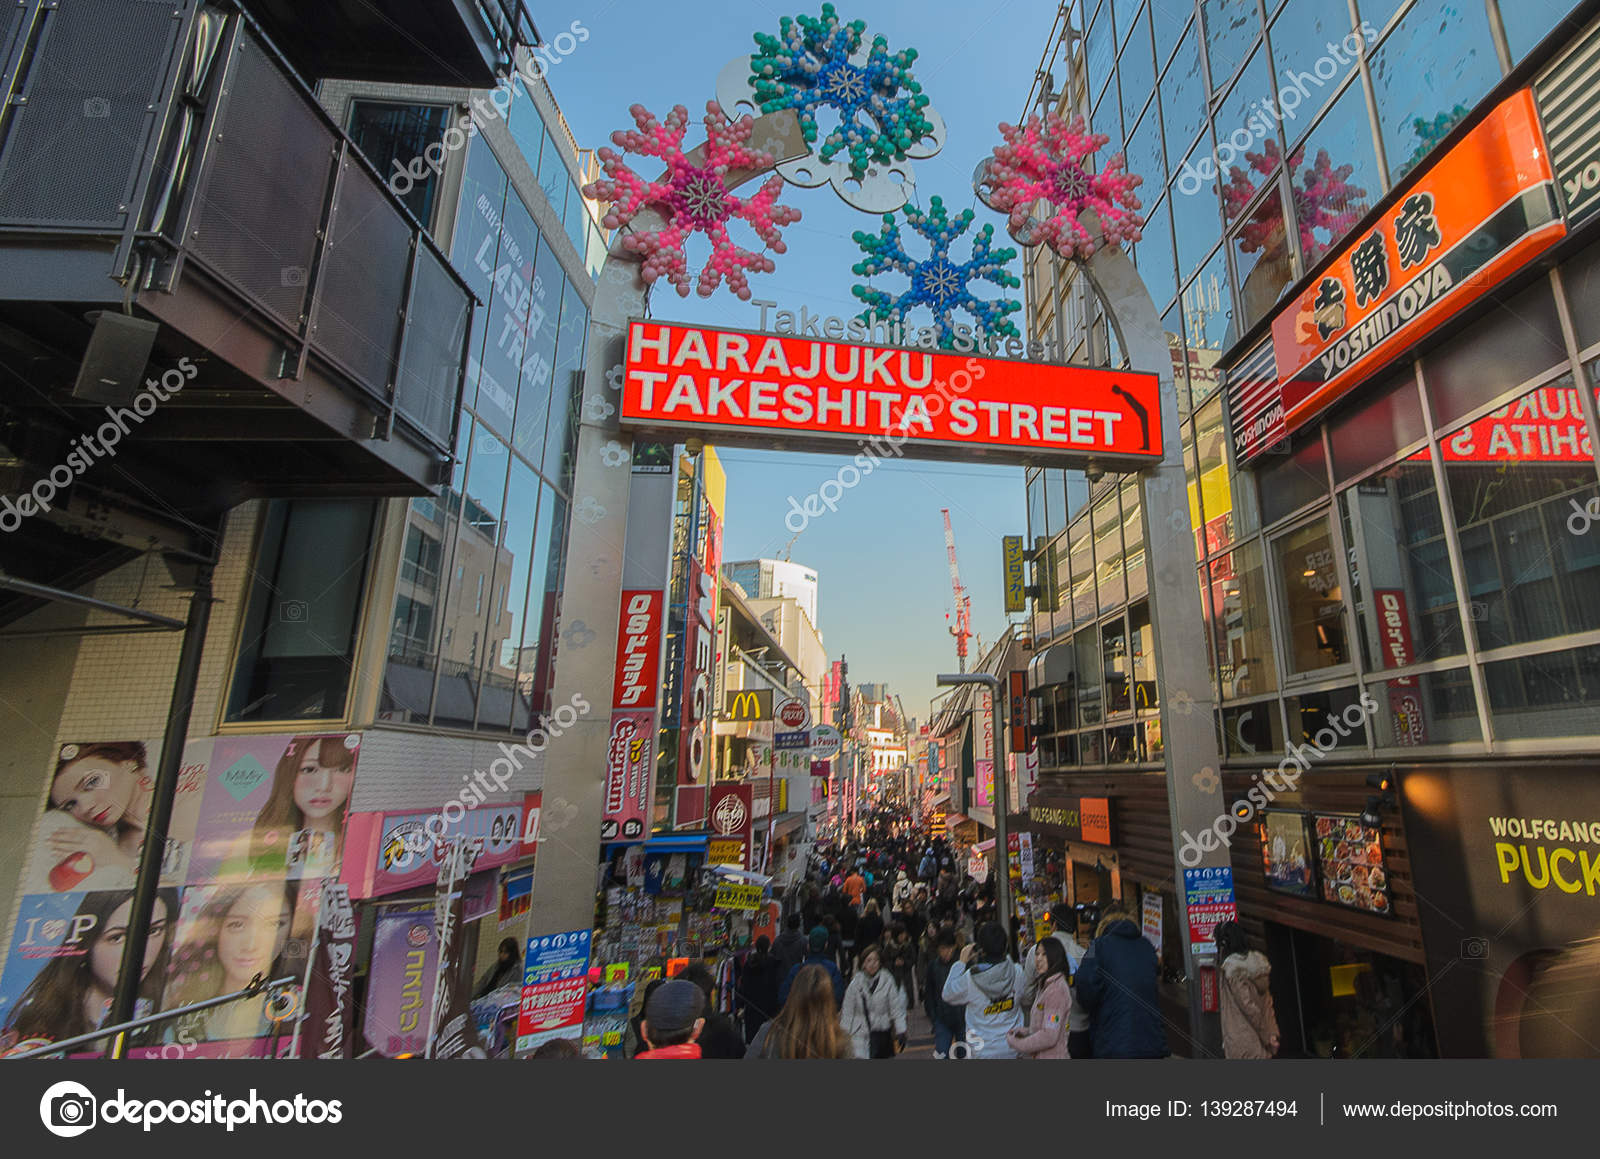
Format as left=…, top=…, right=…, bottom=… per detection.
left=1106, top=724, right=1139, bottom=763
left=1213, top=46, right=1277, bottom=205
left=1076, top=625, right=1104, bottom=727
left=1499, top=0, right=1586, bottom=65
left=1028, top=469, right=1047, bottom=540
left=1080, top=727, right=1106, bottom=764
left=1273, top=516, right=1351, bottom=673
left=547, top=278, right=589, bottom=492
left=563, top=181, right=590, bottom=256
left=1228, top=183, right=1295, bottom=331
left=1421, top=277, right=1566, bottom=431
left=506, top=77, right=546, bottom=174
left=1444, top=374, right=1600, bottom=651
left=513, top=238, right=562, bottom=465
left=1127, top=103, right=1168, bottom=212
left=1356, top=0, right=1406, bottom=33
left=475, top=191, right=542, bottom=438
left=521, top=488, right=566, bottom=722
left=1093, top=77, right=1122, bottom=143
left=1484, top=644, right=1600, bottom=740
left=1114, top=0, right=1144, bottom=43
left=1195, top=393, right=1237, bottom=555
left=1223, top=699, right=1282, bottom=756
left=1289, top=81, right=1381, bottom=264
left=1211, top=539, right=1279, bottom=698
left=432, top=429, right=511, bottom=729
left=1130, top=599, right=1159, bottom=710
left=1285, top=685, right=1368, bottom=751
left=1258, top=431, right=1328, bottom=525
left=1162, top=25, right=1208, bottom=171
left=346, top=101, right=453, bottom=229
left=226, top=499, right=376, bottom=723
left=1558, top=237, right=1600, bottom=350
left=476, top=458, right=540, bottom=732
left=1367, top=666, right=1481, bottom=745
left=1201, top=0, right=1262, bottom=90
left=1121, top=477, right=1148, bottom=603
left=1267, top=0, right=1358, bottom=131
left=1328, top=368, right=1426, bottom=484
left=1134, top=195, right=1178, bottom=316
left=1119, top=8, right=1156, bottom=130
left=1088, top=3, right=1118, bottom=107
left=1180, top=245, right=1235, bottom=351
left=1152, top=1, right=1192, bottom=67
left=1069, top=512, right=1098, bottom=623
left=1339, top=457, right=1466, bottom=671
left=537, top=131, right=570, bottom=217
left=585, top=219, right=607, bottom=279
left=1369, top=0, right=1500, bottom=182
left=1095, top=491, right=1127, bottom=611
left=1104, top=614, right=1132, bottom=715
left=452, top=139, right=508, bottom=421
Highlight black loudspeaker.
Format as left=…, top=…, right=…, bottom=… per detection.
left=72, top=313, right=160, bottom=405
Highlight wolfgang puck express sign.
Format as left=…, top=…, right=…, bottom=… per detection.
left=621, top=321, right=1161, bottom=466
left=1401, top=765, right=1600, bottom=1057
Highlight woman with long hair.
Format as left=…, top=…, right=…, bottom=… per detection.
left=162, top=881, right=299, bottom=1043
left=36, top=743, right=156, bottom=890
left=746, top=964, right=853, bottom=1059
left=231, top=736, right=356, bottom=879
left=1008, top=935, right=1074, bottom=1059
left=1, top=888, right=177, bottom=1052
left=841, top=943, right=907, bottom=1058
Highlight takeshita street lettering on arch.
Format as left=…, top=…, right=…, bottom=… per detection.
left=620, top=320, right=1162, bottom=466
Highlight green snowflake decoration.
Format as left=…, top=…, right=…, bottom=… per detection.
left=851, top=196, right=1022, bottom=350
left=751, top=3, right=936, bottom=181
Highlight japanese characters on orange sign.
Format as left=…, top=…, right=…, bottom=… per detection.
left=1237, top=89, right=1564, bottom=462
left=603, top=590, right=662, bottom=843
left=621, top=321, right=1162, bottom=463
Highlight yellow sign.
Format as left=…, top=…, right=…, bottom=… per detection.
left=604, top=962, right=631, bottom=983
left=708, top=837, right=746, bottom=866
left=1002, top=535, right=1026, bottom=613
left=713, top=883, right=763, bottom=911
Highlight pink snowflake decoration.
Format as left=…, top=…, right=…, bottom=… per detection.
left=976, top=113, right=1143, bottom=260
left=1222, top=139, right=1366, bottom=261
left=583, top=101, right=802, bottom=300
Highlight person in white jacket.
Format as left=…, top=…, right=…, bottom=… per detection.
left=941, top=921, right=1026, bottom=1058
left=841, top=944, right=907, bottom=1058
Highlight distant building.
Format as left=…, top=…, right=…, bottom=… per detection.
left=722, top=558, right=819, bottom=627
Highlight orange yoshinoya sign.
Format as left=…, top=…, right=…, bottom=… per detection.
left=1235, top=89, right=1565, bottom=463
left=621, top=321, right=1162, bottom=465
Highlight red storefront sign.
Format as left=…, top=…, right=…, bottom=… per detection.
left=604, top=589, right=663, bottom=843
left=1375, top=589, right=1426, bottom=746
left=622, top=321, right=1162, bottom=464
left=708, top=783, right=753, bottom=870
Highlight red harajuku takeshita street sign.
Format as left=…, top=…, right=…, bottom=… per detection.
left=620, top=321, right=1162, bottom=466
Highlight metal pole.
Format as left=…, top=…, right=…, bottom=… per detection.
left=108, top=541, right=219, bottom=1053
left=985, top=676, right=1013, bottom=954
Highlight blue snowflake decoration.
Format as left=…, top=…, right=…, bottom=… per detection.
left=851, top=196, right=1022, bottom=349
left=751, top=4, right=935, bottom=181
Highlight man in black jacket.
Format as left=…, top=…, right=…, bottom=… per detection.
left=772, top=913, right=807, bottom=980
left=922, top=927, right=966, bottom=1058
left=1074, top=907, right=1169, bottom=1058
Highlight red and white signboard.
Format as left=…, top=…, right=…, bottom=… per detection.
left=622, top=321, right=1162, bottom=464
left=775, top=695, right=811, bottom=731
left=604, top=589, right=663, bottom=843
left=1375, top=589, right=1426, bottom=746
left=708, top=783, right=754, bottom=869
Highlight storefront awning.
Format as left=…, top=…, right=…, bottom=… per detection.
left=1028, top=641, right=1074, bottom=689
left=603, top=833, right=709, bottom=855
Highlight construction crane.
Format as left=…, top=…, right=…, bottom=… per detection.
left=941, top=508, right=973, bottom=673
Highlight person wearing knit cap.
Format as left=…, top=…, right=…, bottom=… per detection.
left=636, top=978, right=706, bottom=1059
left=778, top=925, right=845, bottom=1010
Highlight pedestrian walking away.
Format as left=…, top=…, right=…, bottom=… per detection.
left=1215, top=920, right=1280, bottom=1059
left=940, top=921, right=1026, bottom=1058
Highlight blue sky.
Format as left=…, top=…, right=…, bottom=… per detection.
left=537, top=0, right=1049, bottom=720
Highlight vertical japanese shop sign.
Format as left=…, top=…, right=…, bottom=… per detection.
left=298, top=882, right=357, bottom=1059
left=364, top=903, right=437, bottom=1057
left=1002, top=535, right=1026, bottom=613
left=973, top=688, right=995, bottom=810
left=1182, top=866, right=1237, bottom=954
left=1008, top=671, right=1028, bottom=753
left=605, top=589, right=663, bottom=842
left=708, top=784, right=754, bottom=869
left=678, top=462, right=724, bottom=790
left=1375, top=589, right=1426, bottom=745
left=516, top=929, right=592, bottom=1054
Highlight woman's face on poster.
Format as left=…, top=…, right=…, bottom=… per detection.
left=291, top=745, right=354, bottom=822
left=50, top=756, right=139, bottom=831
left=89, top=896, right=170, bottom=990
left=217, top=887, right=291, bottom=984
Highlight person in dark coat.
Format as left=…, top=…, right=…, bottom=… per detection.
left=779, top=926, right=846, bottom=1009
left=772, top=913, right=808, bottom=980
left=677, top=962, right=746, bottom=1058
left=922, top=926, right=967, bottom=1057
left=1073, top=907, right=1169, bottom=1058
left=856, top=899, right=885, bottom=955
left=472, top=937, right=520, bottom=998
left=736, top=936, right=785, bottom=1043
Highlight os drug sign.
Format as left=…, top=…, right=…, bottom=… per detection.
left=621, top=321, right=1162, bottom=466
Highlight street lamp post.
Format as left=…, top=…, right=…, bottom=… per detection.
left=936, top=672, right=1011, bottom=951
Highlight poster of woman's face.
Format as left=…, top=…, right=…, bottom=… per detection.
left=188, top=734, right=360, bottom=883
left=1261, top=811, right=1316, bottom=897
left=16, top=739, right=207, bottom=895
left=0, top=888, right=179, bottom=1054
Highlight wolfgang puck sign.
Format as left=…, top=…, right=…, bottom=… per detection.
left=621, top=321, right=1161, bottom=466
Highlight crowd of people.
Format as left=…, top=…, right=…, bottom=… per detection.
left=619, top=812, right=1282, bottom=1061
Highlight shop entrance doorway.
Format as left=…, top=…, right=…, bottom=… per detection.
left=1266, top=922, right=1438, bottom=1059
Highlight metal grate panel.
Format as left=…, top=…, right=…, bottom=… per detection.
left=188, top=31, right=331, bottom=328
left=0, top=0, right=175, bottom=227
left=311, top=156, right=410, bottom=392
left=395, top=245, right=469, bottom=448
